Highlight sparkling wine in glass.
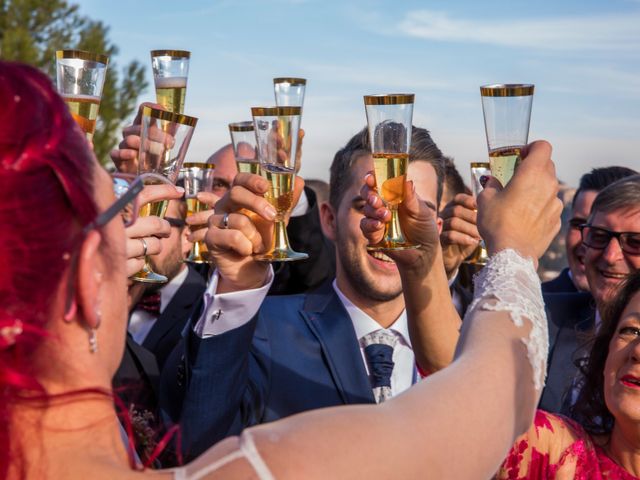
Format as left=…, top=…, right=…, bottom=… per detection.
left=132, top=106, right=198, bottom=283
left=182, top=163, right=216, bottom=264
left=151, top=50, right=190, bottom=114
left=251, top=106, right=307, bottom=262
left=229, top=121, right=259, bottom=174
left=55, top=50, right=109, bottom=140
left=364, top=93, right=417, bottom=251
left=480, top=84, right=534, bottom=187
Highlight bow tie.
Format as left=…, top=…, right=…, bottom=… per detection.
left=136, top=292, right=161, bottom=315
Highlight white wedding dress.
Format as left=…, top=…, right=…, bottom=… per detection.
left=171, top=249, right=548, bottom=480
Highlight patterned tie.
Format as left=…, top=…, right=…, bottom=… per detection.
left=136, top=291, right=161, bottom=316
left=362, top=329, right=398, bottom=403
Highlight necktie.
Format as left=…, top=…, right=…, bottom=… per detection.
left=136, top=292, right=161, bottom=316
left=362, top=329, right=398, bottom=403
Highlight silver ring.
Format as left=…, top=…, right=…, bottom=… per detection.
left=139, top=237, right=148, bottom=257
left=222, top=212, right=230, bottom=229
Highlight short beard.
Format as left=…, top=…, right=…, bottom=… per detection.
left=337, top=244, right=402, bottom=303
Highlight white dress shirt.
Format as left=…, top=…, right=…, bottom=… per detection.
left=332, top=280, right=415, bottom=396
left=128, top=266, right=189, bottom=344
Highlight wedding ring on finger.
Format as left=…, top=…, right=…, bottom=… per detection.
left=222, top=212, right=230, bottom=230
left=139, top=237, right=148, bottom=257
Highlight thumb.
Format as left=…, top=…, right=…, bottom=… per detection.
left=400, top=180, right=420, bottom=218
left=477, top=175, right=501, bottom=208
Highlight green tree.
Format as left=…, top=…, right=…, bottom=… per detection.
left=0, top=0, right=147, bottom=165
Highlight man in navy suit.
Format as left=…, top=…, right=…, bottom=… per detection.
left=161, top=127, right=462, bottom=459
left=542, top=166, right=637, bottom=294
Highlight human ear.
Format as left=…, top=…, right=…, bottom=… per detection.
left=76, top=230, right=104, bottom=330
left=320, top=202, right=337, bottom=242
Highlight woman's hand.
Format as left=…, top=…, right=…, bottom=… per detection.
left=478, top=140, right=562, bottom=264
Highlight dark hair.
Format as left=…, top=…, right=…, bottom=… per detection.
left=571, top=270, right=640, bottom=434
left=442, top=157, right=470, bottom=205
left=329, top=126, right=445, bottom=211
left=573, top=166, right=638, bottom=209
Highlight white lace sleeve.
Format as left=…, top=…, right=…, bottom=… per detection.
left=463, top=249, right=548, bottom=391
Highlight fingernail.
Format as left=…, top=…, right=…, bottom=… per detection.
left=479, top=175, right=489, bottom=188
left=375, top=220, right=382, bottom=229
left=367, top=194, right=377, bottom=206
left=265, top=205, right=277, bottom=220
left=175, top=186, right=185, bottom=193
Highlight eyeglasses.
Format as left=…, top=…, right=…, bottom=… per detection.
left=165, top=217, right=186, bottom=228
left=83, top=173, right=143, bottom=233
left=580, top=224, right=640, bottom=255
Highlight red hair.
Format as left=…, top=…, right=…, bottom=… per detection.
left=0, top=62, right=99, bottom=478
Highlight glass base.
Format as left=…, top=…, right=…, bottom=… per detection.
left=366, top=241, right=419, bottom=251
left=255, top=248, right=309, bottom=263
left=184, top=257, right=214, bottom=265
left=463, top=242, right=489, bottom=266
left=131, top=260, right=168, bottom=284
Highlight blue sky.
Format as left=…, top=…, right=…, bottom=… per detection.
left=77, top=0, right=640, bottom=186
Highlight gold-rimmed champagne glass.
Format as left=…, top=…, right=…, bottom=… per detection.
left=480, top=84, right=534, bottom=187
left=132, top=106, right=198, bottom=283
left=364, top=94, right=418, bottom=251
left=464, top=162, right=492, bottom=266
left=55, top=50, right=109, bottom=140
left=182, top=163, right=215, bottom=264
left=229, top=122, right=259, bottom=174
left=151, top=50, right=190, bottom=114
left=251, top=106, right=308, bottom=262
left=273, top=77, right=306, bottom=108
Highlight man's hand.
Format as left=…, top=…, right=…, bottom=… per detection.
left=439, top=193, right=481, bottom=279
left=360, top=173, right=441, bottom=273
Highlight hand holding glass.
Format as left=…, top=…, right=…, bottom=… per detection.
left=55, top=50, right=109, bottom=140
left=251, top=106, right=307, bottom=262
left=364, top=94, right=417, bottom=251
left=132, top=106, right=198, bottom=283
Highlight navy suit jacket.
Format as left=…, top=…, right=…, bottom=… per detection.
left=142, top=265, right=206, bottom=370
left=538, top=291, right=595, bottom=414
left=160, top=281, right=377, bottom=460
left=542, top=268, right=579, bottom=294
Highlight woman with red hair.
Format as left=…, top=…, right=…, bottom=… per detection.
left=0, top=60, right=560, bottom=479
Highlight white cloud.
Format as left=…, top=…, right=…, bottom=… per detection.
left=399, top=10, right=640, bottom=52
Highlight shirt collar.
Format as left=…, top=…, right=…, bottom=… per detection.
left=160, top=266, right=189, bottom=313
left=332, top=279, right=411, bottom=348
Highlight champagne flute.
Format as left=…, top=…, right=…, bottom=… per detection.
left=364, top=94, right=417, bottom=251
left=151, top=50, right=190, bottom=114
left=229, top=122, right=259, bottom=174
left=273, top=77, right=306, bottom=108
left=251, top=106, right=308, bottom=262
left=132, top=106, right=198, bottom=283
left=55, top=50, right=109, bottom=140
left=182, top=162, right=216, bottom=264
left=464, top=162, right=491, bottom=266
left=480, top=84, right=534, bottom=187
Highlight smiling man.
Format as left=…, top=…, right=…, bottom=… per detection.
left=583, top=175, right=640, bottom=310
left=163, top=126, right=462, bottom=458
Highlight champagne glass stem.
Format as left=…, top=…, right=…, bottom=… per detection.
left=367, top=205, right=417, bottom=251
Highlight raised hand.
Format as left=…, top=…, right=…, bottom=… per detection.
left=204, top=172, right=304, bottom=293
left=439, top=193, right=481, bottom=278
left=478, top=140, right=562, bottom=264
left=359, top=173, right=441, bottom=273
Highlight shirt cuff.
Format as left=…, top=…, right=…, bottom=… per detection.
left=193, top=266, right=274, bottom=337
left=290, top=189, right=310, bottom=217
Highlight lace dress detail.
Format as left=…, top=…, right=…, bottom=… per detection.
left=464, top=249, right=548, bottom=391
left=172, top=431, right=275, bottom=480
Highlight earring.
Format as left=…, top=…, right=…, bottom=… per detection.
left=89, top=328, right=98, bottom=353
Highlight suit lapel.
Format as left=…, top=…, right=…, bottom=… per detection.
left=302, top=283, right=375, bottom=405
left=143, top=266, right=205, bottom=351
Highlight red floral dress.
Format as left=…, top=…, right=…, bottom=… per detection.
left=497, top=411, right=639, bottom=479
